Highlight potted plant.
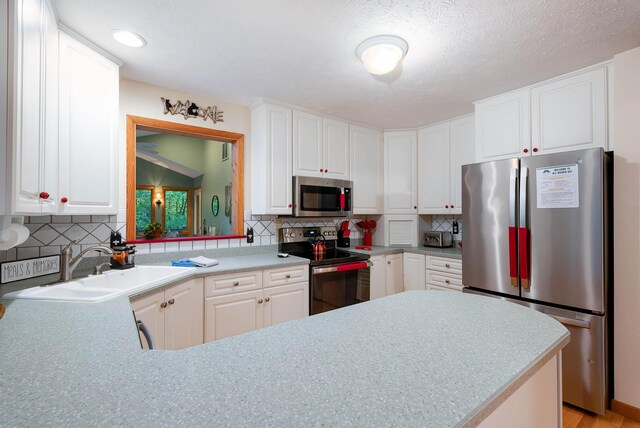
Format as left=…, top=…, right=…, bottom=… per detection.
left=143, top=221, right=163, bottom=239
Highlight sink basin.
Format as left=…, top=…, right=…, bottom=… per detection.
left=2, top=266, right=196, bottom=303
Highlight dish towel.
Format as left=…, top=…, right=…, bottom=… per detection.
left=171, top=256, right=219, bottom=267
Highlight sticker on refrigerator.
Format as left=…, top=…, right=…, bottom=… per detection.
left=536, top=164, right=579, bottom=208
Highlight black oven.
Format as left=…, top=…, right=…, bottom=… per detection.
left=310, top=260, right=371, bottom=315
left=293, top=176, right=352, bottom=217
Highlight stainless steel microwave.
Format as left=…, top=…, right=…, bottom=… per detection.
left=292, top=176, right=352, bottom=217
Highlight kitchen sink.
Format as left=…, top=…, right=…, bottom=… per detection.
left=1, top=265, right=196, bottom=303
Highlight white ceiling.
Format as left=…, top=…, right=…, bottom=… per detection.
left=53, top=0, right=640, bottom=129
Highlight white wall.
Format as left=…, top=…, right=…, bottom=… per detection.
left=118, top=79, right=252, bottom=211
left=613, top=46, right=640, bottom=408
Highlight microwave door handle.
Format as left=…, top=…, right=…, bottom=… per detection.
left=509, top=168, right=518, bottom=287
left=339, top=187, right=345, bottom=210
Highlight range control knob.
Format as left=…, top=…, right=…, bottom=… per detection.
left=289, top=233, right=296, bottom=238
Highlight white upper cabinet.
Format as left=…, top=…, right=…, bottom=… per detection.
left=384, top=131, right=417, bottom=214
left=322, top=118, right=350, bottom=180
left=293, top=111, right=350, bottom=180
left=293, top=110, right=323, bottom=178
left=417, top=115, right=474, bottom=215
left=531, top=67, right=607, bottom=154
left=251, top=103, right=293, bottom=215
left=58, top=31, right=119, bottom=214
left=8, top=0, right=58, bottom=214
left=474, top=89, right=530, bottom=162
left=350, top=125, right=383, bottom=214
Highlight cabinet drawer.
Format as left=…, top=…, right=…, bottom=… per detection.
left=205, top=271, right=262, bottom=297
left=426, top=270, right=462, bottom=289
left=427, top=283, right=463, bottom=292
left=425, top=256, right=462, bottom=275
left=263, top=265, right=308, bottom=288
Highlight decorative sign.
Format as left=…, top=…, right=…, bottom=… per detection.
left=0, top=255, right=61, bottom=284
left=536, top=164, right=579, bottom=209
left=161, top=97, right=224, bottom=123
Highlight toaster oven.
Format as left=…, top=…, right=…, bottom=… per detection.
left=423, top=231, right=453, bottom=247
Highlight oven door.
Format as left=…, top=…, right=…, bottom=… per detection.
left=310, top=261, right=371, bottom=315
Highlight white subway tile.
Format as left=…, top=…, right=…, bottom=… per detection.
left=17, top=247, right=39, bottom=259
left=179, top=242, right=193, bottom=251
left=165, top=242, right=179, bottom=252
left=205, top=240, right=218, bottom=250
left=192, top=240, right=205, bottom=250
left=135, top=244, right=150, bottom=254
left=150, top=243, right=165, bottom=253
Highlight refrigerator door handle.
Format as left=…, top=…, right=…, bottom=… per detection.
left=509, top=168, right=518, bottom=287
left=547, top=314, right=591, bottom=329
left=519, top=167, right=530, bottom=289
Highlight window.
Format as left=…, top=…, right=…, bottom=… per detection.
left=135, top=186, right=155, bottom=233
left=163, top=188, right=193, bottom=235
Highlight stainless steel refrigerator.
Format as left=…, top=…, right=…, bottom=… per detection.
left=462, top=148, right=612, bottom=415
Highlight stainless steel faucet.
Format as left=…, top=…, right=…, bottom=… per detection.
left=59, top=241, right=114, bottom=282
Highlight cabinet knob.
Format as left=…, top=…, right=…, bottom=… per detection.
left=413, top=206, right=417, bottom=209
left=168, top=299, right=175, bottom=305
left=387, top=261, right=391, bottom=265
left=233, top=281, right=240, bottom=286
left=60, top=197, right=68, bottom=203
left=445, top=205, right=449, bottom=209
left=265, top=297, right=271, bottom=302
left=533, top=147, right=539, bottom=153
left=288, top=203, right=292, bottom=208
left=160, top=302, right=167, bottom=308
left=445, top=263, right=450, bottom=268
left=258, top=298, right=264, bottom=304
left=285, top=274, right=291, bottom=279
left=39, top=192, right=50, bottom=199
left=325, top=169, right=328, bottom=173
left=445, top=279, right=450, bottom=284
left=451, top=205, right=454, bottom=208
left=523, top=148, right=529, bottom=153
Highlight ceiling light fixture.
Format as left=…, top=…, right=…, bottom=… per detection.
left=356, top=35, right=408, bottom=75
left=111, top=30, right=147, bottom=48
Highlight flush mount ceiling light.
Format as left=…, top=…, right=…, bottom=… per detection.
left=356, top=35, right=408, bottom=75
left=111, top=30, right=147, bottom=48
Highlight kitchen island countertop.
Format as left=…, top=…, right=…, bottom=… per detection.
left=0, top=289, right=567, bottom=426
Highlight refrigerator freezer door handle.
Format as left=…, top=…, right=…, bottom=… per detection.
left=519, top=167, right=530, bottom=289
left=547, top=314, right=591, bottom=329
left=509, top=168, right=518, bottom=287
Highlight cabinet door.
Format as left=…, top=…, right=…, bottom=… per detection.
left=293, top=110, right=323, bottom=178
left=350, top=125, right=383, bottom=214
left=384, top=131, right=417, bottom=214
left=531, top=67, right=607, bottom=155
left=418, top=123, right=450, bottom=214
left=10, top=0, right=45, bottom=214
left=377, top=214, right=418, bottom=247
left=403, top=253, right=426, bottom=291
left=323, top=118, right=350, bottom=180
left=449, top=115, right=475, bottom=214
left=251, top=103, right=293, bottom=215
left=385, top=254, right=404, bottom=295
left=204, top=290, right=263, bottom=342
left=58, top=31, right=119, bottom=214
left=263, top=282, right=309, bottom=327
left=369, top=256, right=386, bottom=299
left=131, top=290, right=166, bottom=350
left=474, top=89, right=530, bottom=162
left=164, top=279, right=204, bottom=350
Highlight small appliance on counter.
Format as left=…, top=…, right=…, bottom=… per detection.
left=337, top=220, right=350, bottom=247
left=110, top=231, right=136, bottom=269
left=423, top=231, right=453, bottom=248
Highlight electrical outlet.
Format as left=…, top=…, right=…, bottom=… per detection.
left=452, top=220, right=459, bottom=234
left=246, top=227, right=254, bottom=243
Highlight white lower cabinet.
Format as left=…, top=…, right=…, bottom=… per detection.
left=369, top=255, right=386, bottom=299
left=131, top=278, right=204, bottom=350
left=385, top=253, right=403, bottom=295
left=204, top=266, right=309, bottom=342
left=425, top=255, right=463, bottom=292
left=403, top=253, right=426, bottom=291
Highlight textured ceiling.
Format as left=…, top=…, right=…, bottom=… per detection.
left=52, top=0, right=640, bottom=129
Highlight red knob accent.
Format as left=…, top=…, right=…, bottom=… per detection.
left=523, top=148, right=529, bottom=153
left=61, top=197, right=68, bottom=203
left=445, top=205, right=449, bottom=208
left=320, top=169, right=323, bottom=172
left=39, top=192, right=49, bottom=199
left=533, top=147, right=539, bottom=153
left=288, top=203, right=292, bottom=208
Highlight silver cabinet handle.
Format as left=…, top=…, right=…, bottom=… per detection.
left=233, top=281, right=240, bottom=286
left=265, top=297, right=271, bottom=302
left=387, top=261, right=391, bottom=265
left=547, top=314, right=591, bottom=329
left=445, top=279, right=450, bottom=284
left=257, top=298, right=264, bottom=304
left=285, top=274, right=291, bottom=279
left=168, top=299, right=175, bottom=305
left=445, top=263, right=450, bottom=268
left=160, top=302, right=167, bottom=308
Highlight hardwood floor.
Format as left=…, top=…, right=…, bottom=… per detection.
left=563, top=405, right=640, bottom=428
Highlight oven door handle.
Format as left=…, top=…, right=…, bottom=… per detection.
left=311, top=261, right=372, bottom=275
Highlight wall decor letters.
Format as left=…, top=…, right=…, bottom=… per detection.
left=161, top=97, right=224, bottom=123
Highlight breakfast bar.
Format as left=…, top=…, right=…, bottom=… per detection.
left=0, top=289, right=568, bottom=426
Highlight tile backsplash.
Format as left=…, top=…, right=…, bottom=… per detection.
left=431, top=214, right=462, bottom=241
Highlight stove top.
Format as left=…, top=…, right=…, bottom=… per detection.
left=279, top=226, right=369, bottom=266
left=289, top=248, right=368, bottom=266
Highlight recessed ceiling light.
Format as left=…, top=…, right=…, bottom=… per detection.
left=356, top=35, right=408, bottom=75
left=111, top=30, right=147, bottom=48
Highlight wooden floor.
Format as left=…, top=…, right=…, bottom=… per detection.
left=563, top=405, right=640, bottom=428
